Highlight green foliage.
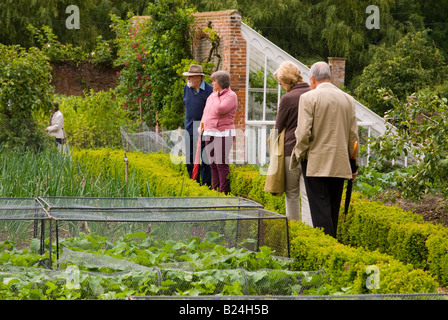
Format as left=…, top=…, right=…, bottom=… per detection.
left=368, top=90, right=448, bottom=198
left=34, top=90, right=132, bottom=149
left=227, top=162, right=443, bottom=292
left=191, top=0, right=426, bottom=84
left=355, top=31, right=448, bottom=115
left=27, top=25, right=88, bottom=64
left=0, top=0, right=149, bottom=52
left=228, top=165, right=285, bottom=214
left=289, top=221, right=438, bottom=294
left=72, top=148, right=220, bottom=198
left=0, top=44, right=54, bottom=150
left=110, top=11, right=154, bottom=123
left=90, top=36, right=116, bottom=65
left=0, top=147, right=145, bottom=198
left=111, top=0, right=196, bottom=128
left=339, top=192, right=448, bottom=286
left=1, top=148, right=444, bottom=295
left=0, top=232, right=328, bottom=299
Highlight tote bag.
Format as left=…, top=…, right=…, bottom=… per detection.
left=264, top=128, right=285, bottom=196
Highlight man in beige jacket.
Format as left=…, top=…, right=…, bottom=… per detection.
left=290, top=61, right=359, bottom=238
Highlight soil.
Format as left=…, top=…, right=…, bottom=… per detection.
left=381, top=194, right=448, bottom=228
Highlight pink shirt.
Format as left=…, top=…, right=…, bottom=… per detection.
left=201, top=88, right=238, bottom=136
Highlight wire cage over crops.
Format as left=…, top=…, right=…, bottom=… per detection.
left=0, top=198, right=50, bottom=255
left=0, top=197, right=289, bottom=267
left=40, top=196, right=289, bottom=264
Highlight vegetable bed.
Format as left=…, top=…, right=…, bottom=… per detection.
left=0, top=232, right=330, bottom=299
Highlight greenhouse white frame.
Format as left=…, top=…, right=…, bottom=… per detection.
left=240, top=22, right=391, bottom=167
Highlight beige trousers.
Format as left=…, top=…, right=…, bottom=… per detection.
left=284, top=156, right=313, bottom=226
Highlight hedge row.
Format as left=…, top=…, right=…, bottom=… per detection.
left=339, top=193, right=448, bottom=286
left=72, top=149, right=440, bottom=293
left=73, top=148, right=221, bottom=198
left=228, top=165, right=441, bottom=293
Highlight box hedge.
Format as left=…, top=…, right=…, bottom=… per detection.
left=339, top=192, right=448, bottom=286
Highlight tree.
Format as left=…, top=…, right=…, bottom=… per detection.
left=0, top=44, right=54, bottom=150
left=0, top=0, right=148, bottom=52
left=354, top=31, right=448, bottom=115
left=189, top=0, right=426, bottom=85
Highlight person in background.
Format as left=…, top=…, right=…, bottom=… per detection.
left=46, top=101, right=65, bottom=146
left=183, top=64, right=213, bottom=187
left=273, top=61, right=312, bottom=224
left=200, top=70, right=238, bottom=194
left=290, top=61, right=359, bottom=238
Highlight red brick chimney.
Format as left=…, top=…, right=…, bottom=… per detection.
left=328, top=57, right=346, bottom=87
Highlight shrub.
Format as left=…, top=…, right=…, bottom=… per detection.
left=339, top=192, right=448, bottom=285
left=0, top=44, right=53, bottom=150
left=229, top=165, right=285, bottom=214
left=34, top=90, right=133, bottom=150
left=72, top=148, right=221, bottom=198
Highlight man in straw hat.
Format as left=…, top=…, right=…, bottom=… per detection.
left=183, top=64, right=213, bottom=187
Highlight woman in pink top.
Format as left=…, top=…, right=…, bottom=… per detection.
left=200, top=70, right=238, bottom=194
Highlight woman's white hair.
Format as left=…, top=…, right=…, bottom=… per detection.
left=309, top=61, right=331, bottom=81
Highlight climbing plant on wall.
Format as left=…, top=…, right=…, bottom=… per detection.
left=111, top=0, right=196, bottom=128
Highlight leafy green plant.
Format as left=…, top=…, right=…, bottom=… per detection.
left=33, top=90, right=132, bottom=149
left=354, top=31, right=448, bottom=116
left=0, top=232, right=328, bottom=299
left=368, top=89, right=448, bottom=199
left=0, top=43, right=53, bottom=150
left=111, top=0, right=195, bottom=128
left=27, top=25, right=88, bottom=64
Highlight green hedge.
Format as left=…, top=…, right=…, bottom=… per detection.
left=73, top=148, right=222, bottom=198
left=229, top=165, right=440, bottom=293
left=229, top=165, right=285, bottom=214
left=339, top=193, right=448, bottom=286
left=289, top=221, right=438, bottom=294
left=72, top=150, right=441, bottom=293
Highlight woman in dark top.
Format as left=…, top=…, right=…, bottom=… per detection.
left=273, top=61, right=312, bottom=225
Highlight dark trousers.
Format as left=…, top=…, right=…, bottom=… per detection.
left=185, top=133, right=211, bottom=187
left=301, top=161, right=345, bottom=238
left=205, top=135, right=233, bottom=194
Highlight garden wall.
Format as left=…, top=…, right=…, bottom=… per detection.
left=51, top=61, right=120, bottom=96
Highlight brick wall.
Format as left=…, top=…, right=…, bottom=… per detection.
left=192, top=10, right=247, bottom=163
left=51, top=61, right=120, bottom=96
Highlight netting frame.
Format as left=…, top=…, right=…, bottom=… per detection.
left=35, top=196, right=289, bottom=269
left=0, top=197, right=54, bottom=264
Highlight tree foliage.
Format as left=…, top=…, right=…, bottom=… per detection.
left=369, top=89, right=448, bottom=198
left=0, top=0, right=148, bottom=51
left=189, top=0, right=427, bottom=84
left=0, top=44, right=54, bottom=150
left=354, top=31, right=448, bottom=115
left=111, top=0, right=197, bottom=128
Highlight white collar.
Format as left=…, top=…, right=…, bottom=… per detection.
left=315, top=81, right=334, bottom=90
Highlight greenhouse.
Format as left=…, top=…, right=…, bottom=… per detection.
left=240, top=22, right=390, bottom=167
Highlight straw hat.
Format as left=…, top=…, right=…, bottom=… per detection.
left=182, top=64, right=205, bottom=76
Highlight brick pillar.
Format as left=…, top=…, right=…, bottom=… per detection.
left=192, top=10, right=247, bottom=163
left=328, top=57, right=346, bottom=87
